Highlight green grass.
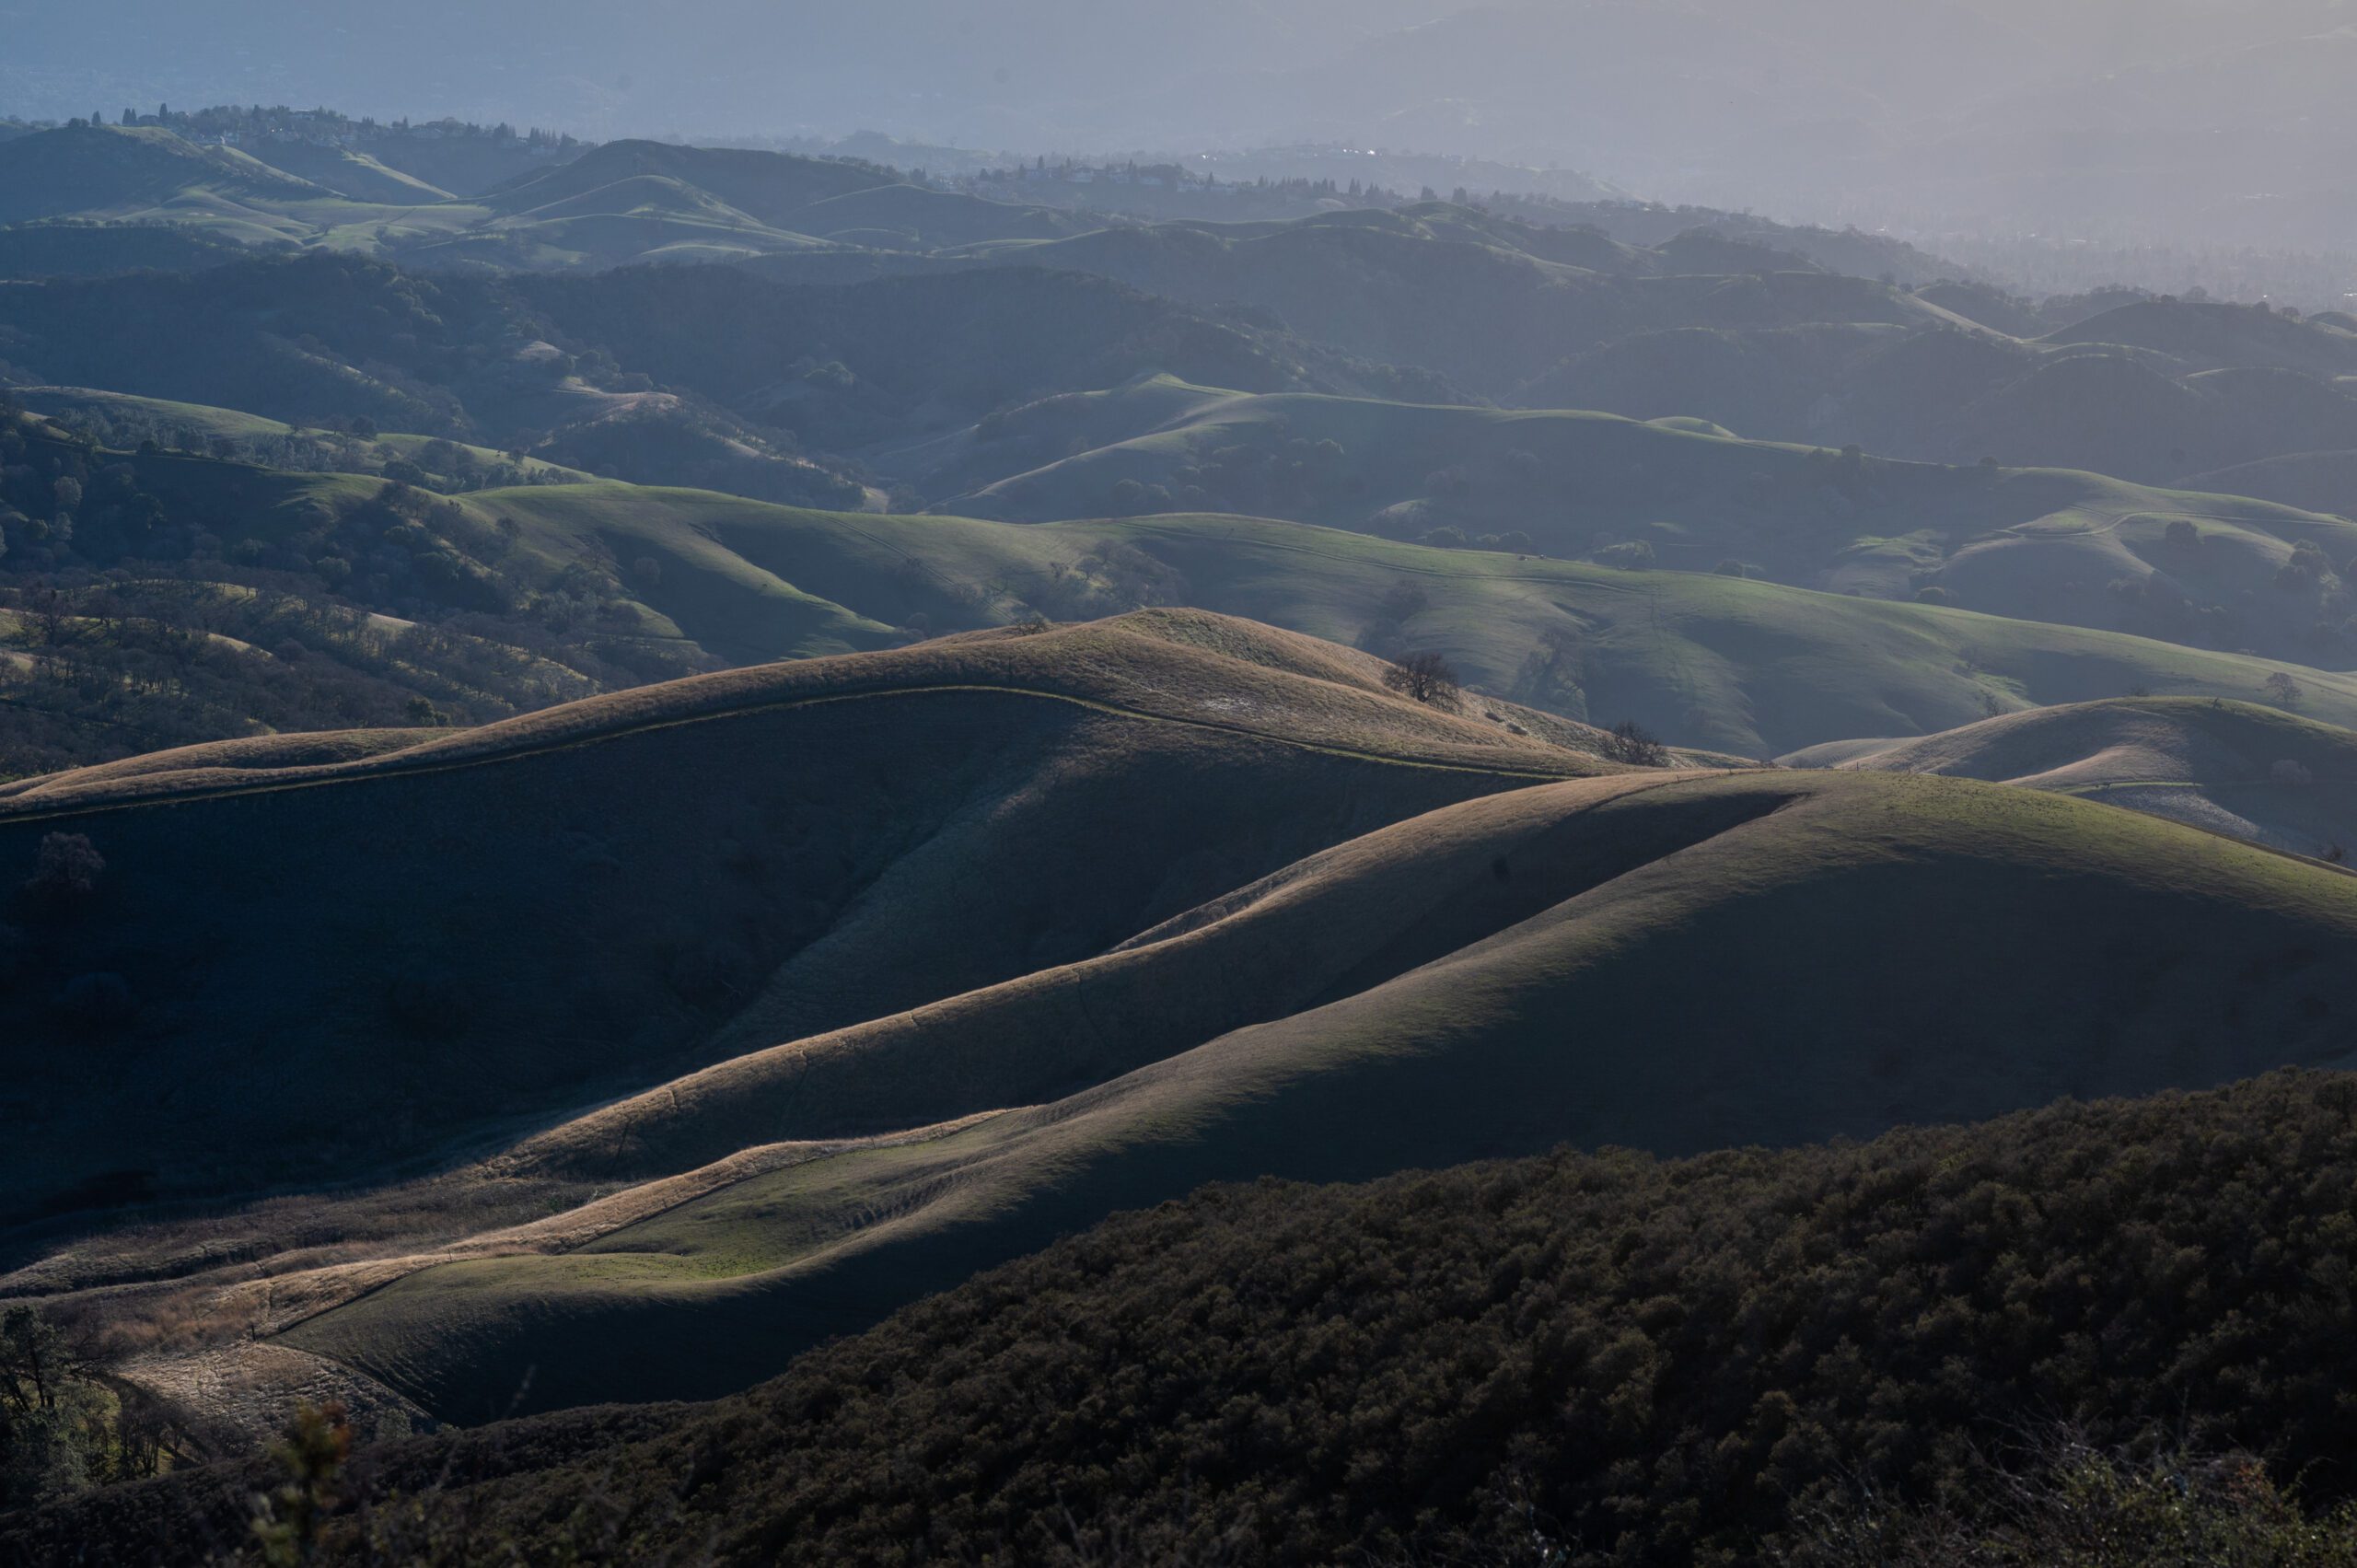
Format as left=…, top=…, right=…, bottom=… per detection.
left=69, top=445, right=2357, bottom=756
left=930, top=389, right=2357, bottom=664
left=0, top=129, right=1098, bottom=271
left=398, top=483, right=2357, bottom=755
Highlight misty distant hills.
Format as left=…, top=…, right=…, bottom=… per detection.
left=10, top=0, right=2357, bottom=249
left=1528, top=301, right=2357, bottom=486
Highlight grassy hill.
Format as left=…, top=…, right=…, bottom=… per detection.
left=2043, top=298, right=2357, bottom=377
left=322, top=482, right=2357, bottom=755
left=0, top=611, right=1602, bottom=1232
left=2180, top=447, right=2357, bottom=517
left=0, top=124, right=329, bottom=228
left=0, top=254, right=1442, bottom=493
left=235, top=141, right=453, bottom=206
left=744, top=206, right=1966, bottom=398
left=0, top=132, right=1100, bottom=273
left=923, top=385, right=2357, bottom=668
left=231, top=765, right=2357, bottom=1427
left=1526, top=309, right=2357, bottom=486
left=481, top=140, right=893, bottom=229
left=14, top=406, right=2357, bottom=767
left=1785, top=694, right=2357, bottom=858
left=15, top=387, right=591, bottom=483
left=21, top=1072, right=2357, bottom=1565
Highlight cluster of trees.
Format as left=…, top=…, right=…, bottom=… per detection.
left=0, top=1307, right=179, bottom=1515
left=0, top=1301, right=149, bottom=1508
left=0, top=398, right=745, bottom=779
left=0, top=412, right=180, bottom=572
left=22, top=1070, right=2357, bottom=1564
left=0, top=556, right=709, bottom=782
left=33, top=409, right=566, bottom=499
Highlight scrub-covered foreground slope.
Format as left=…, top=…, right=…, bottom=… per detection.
left=17, top=1072, right=2357, bottom=1567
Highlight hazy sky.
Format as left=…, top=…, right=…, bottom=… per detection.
left=6, top=0, right=2353, bottom=243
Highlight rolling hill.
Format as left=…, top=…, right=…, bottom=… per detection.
left=0, top=611, right=1607, bottom=1233
left=0, top=130, right=1105, bottom=273
left=1785, top=695, right=2357, bottom=858
left=0, top=123, right=329, bottom=229
left=285, top=478, right=2357, bottom=755
left=745, top=205, right=1968, bottom=398
left=183, top=764, right=2357, bottom=1429
left=0, top=253, right=1446, bottom=492
left=15, top=402, right=2357, bottom=772
left=1526, top=304, right=2357, bottom=486
left=920, top=384, right=2357, bottom=667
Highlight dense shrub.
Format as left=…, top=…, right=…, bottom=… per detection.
left=54, top=972, right=135, bottom=1035
left=25, top=1073, right=2357, bottom=1567
left=23, top=832, right=103, bottom=905
left=1787, top=1434, right=2357, bottom=1567
left=1382, top=650, right=1460, bottom=706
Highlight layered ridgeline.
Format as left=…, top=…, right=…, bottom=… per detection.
left=13, top=1073, right=2357, bottom=1565
left=10, top=405, right=2357, bottom=772
left=18, top=261, right=2357, bottom=668
left=0, top=127, right=1941, bottom=296
left=1787, top=696, right=2357, bottom=859
left=923, top=380, right=2357, bottom=667
left=5, top=617, right=2353, bottom=1446
left=0, top=610, right=1609, bottom=1231
left=0, top=253, right=1448, bottom=508
left=1526, top=297, right=2357, bottom=487
left=14, top=133, right=2357, bottom=507
left=0, top=127, right=1088, bottom=270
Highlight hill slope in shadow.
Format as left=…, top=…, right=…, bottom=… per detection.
left=263, top=766, right=2357, bottom=1420
left=0, top=611, right=1599, bottom=1230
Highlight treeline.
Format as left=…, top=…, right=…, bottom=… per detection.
left=16, top=1070, right=2357, bottom=1564
left=29, top=408, right=566, bottom=498
left=69, top=103, right=579, bottom=152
